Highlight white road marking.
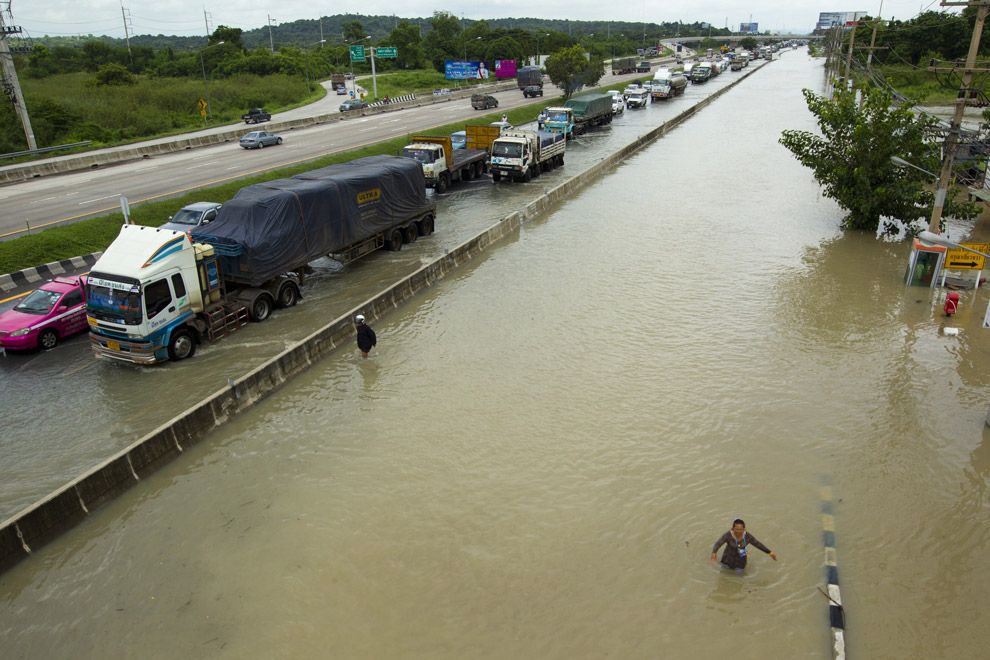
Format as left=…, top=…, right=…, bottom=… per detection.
left=79, top=194, right=121, bottom=205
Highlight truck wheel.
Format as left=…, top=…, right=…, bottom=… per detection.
left=387, top=229, right=403, bottom=252
left=557, top=155, right=564, bottom=167
left=250, top=294, right=274, bottom=322
left=38, top=329, right=59, bottom=350
left=167, top=329, right=196, bottom=361
left=492, top=171, right=501, bottom=183
left=522, top=167, right=532, bottom=183
left=436, top=174, right=449, bottom=194
left=403, top=223, right=418, bottom=244
left=277, top=282, right=299, bottom=308
left=463, top=164, right=474, bottom=181
left=418, top=216, right=434, bottom=237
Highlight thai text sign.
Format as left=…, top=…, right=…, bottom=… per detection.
left=945, top=243, right=989, bottom=270
left=495, top=60, right=517, bottom=77
left=349, top=46, right=365, bottom=62
left=445, top=61, right=491, bottom=79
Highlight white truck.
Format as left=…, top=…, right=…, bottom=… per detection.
left=401, top=125, right=500, bottom=193
left=626, top=88, right=650, bottom=108
left=489, top=129, right=566, bottom=183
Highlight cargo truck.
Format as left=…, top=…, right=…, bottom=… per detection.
left=650, top=73, right=687, bottom=100
left=86, top=156, right=436, bottom=364
left=401, top=125, right=499, bottom=192
left=691, top=62, right=713, bottom=83
left=611, top=57, right=637, bottom=75
left=516, top=66, right=543, bottom=89
left=331, top=72, right=346, bottom=91
left=566, top=93, right=614, bottom=135
left=489, top=129, right=566, bottom=183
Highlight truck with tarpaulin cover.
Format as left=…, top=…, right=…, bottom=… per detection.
left=611, top=57, right=637, bottom=75
left=490, top=129, right=566, bottom=183
left=401, top=125, right=499, bottom=192
left=516, top=66, right=543, bottom=89
left=86, top=155, right=437, bottom=364
left=566, top=93, right=614, bottom=135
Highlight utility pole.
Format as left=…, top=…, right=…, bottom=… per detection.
left=842, top=21, right=857, bottom=91
left=203, top=9, right=212, bottom=38
left=0, top=4, right=35, bottom=149
left=926, top=0, right=990, bottom=233
left=120, top=3, right=132, bottom=58
left=267, top=14, right=276, bottom=53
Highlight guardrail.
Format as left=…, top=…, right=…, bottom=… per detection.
left=0, top=141, right=92, bottom=161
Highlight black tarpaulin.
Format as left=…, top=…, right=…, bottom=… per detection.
left=194, top=155, right=432, bottom=287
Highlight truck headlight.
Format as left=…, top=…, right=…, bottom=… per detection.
left=10, top=328, right=31, bottom=336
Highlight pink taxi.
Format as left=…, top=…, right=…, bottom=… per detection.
left=0, top=276, right=88, bottom=351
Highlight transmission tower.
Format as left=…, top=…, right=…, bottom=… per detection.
left=0, top=1, right=36, bottom=150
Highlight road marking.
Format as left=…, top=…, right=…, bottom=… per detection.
left=78, top=194, right=122, bottom=205
left=225, top=165, right=241, bottom=170
left=186, top=161, right=219, bottom=170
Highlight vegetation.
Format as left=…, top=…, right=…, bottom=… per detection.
left=0, top=102, right=550, bottom=274
left=545, top=46, right=605, bottom=100
left=779, top=87, right=978, bottom=233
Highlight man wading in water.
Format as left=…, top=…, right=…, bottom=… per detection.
left=355, top=314, right=376, bottom=358
left=710, top=519, right=777, bottom=572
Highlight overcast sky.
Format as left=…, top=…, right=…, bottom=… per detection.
left=14, top=1, right=903, bottom=41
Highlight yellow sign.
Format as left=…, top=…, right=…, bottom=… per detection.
left=198, top=99, right=207, bottom=109
left=945, top=243, right=988, bottom=270
left=200, top=109, right=207, bottom=117
left=357, top=189, right=381, bottom=204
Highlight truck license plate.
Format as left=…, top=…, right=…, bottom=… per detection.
left=107, top=341, right=120, bottom=351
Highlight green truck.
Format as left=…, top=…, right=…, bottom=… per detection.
left=612, top=57, right=637, bottom=75
left=566, top=93, right=614, bottom=135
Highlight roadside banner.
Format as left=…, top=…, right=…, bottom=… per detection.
left=445, top=61, right=491, bottom=79
left=495, top=60, right=517, bottom=77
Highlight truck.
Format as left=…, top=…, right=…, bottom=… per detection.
left=330, top=72, right=346, bottom=92
left=566, top=93, right=614, bottom=135
left=730, top=58, right=744, bottom=71
left=626, top=88, right=650, bottom=108
left=650, top=72, right=687, bottom=100
left=612, top=57, right=637, bottom=75
left=86, top=155, right=437, bottom=365
left=691, top=62, right=713, bottom=83
left=489, top=129, right=566, bottom=183
left=516, top=66, right=543, bottom=89
left=637, top=61, right=652, bottom=73
left=401, top=125, right=498, bottom=192
left=241, top=108, right=271, bottom=124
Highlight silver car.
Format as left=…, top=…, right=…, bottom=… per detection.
left=159, top=202, right=222, bottom=233
left=239, top=130, right=282, bottom=149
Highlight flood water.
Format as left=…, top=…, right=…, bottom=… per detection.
left=3, top=53, right=990, bottom=658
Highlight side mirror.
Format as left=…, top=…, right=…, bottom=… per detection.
left=58, top=305, right=67, bottom=313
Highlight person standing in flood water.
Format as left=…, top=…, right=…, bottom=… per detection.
left=355, top=314, right=376, bottom=358
left=710, top=519, right=777, bottom=572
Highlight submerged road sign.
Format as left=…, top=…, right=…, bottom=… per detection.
left=946, top=243, right=989, bottom=270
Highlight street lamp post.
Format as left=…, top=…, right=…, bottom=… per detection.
left=199, top=41, right=225, bottom=127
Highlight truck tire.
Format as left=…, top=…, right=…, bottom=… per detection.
left=250, top=294, right=274, bottom=322
left=557, top=154, right=565, bottom=167
left=492, top=171, right=501, bottom=183
left=403, top=223, right=418, bottom=244
left=436, top=174, right=449, bottom=194
left=387, top=229, right=403, bottom=252
left=462, top=164, right=474, bottom=181
left=418, top=215, right=434, bottom=237
left=522, top=167, right=532, bottom=183
left=277, top=281, right=299, bottom=308
left=167, top=328, right=196, bottom=361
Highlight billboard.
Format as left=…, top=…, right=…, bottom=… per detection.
left=495, top=59, right=517, bottom=78
left=445, top=61, right=491, bottom=79
left=740, top=22, right=759, bottom=34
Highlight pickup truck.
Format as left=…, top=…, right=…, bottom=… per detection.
left=523, top=85, right=543, bottom=98
left=401, top=125, right=500, bottom=193
left=241, top=108, right=271, bottom=124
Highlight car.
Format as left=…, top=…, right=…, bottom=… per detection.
left=450, top=131, right=467, bottom=149
left=471, top=94, right=499, bottom=110
left=0, top=276, right=88, bottom=351
left=339, top=99, right=369, bottom=112
left=489, top=120, right=512, bottom=131
left=335, top=86, right=347, bottom=95
left=159, top=201, right=222, bottom=233
left=522, top=85, right=543, bottom=98
left=239, top=131, right=282, bottom=149
left=622, top=83, right=643, bottom=100
left=612, top=99, right=625, bottom=115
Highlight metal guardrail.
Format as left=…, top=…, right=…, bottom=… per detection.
left=0, top=141, right=92, bottom=161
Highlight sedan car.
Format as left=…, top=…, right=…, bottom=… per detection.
left=159, top=201, right=222, bottom=233
left=0, top=276, right=88, bottom=351
left=239, top=131, right=282, bottom=149
left=340, top=99, right=369, bottom=112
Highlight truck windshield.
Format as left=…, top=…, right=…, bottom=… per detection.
left=493, top=142, right=523, bottom=158
left=547, top=111, right=569, bottom=122
left=86, top=274, right=142, bottom=325
left=402, top=148, right=436, bottom=164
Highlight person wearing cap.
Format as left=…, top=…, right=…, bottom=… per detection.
left=355, top=314, right=376, bottom=358
left=710, top=518, right=776, bottom=572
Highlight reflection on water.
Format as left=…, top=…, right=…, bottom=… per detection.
left=2, top=53, right=989, bottom=659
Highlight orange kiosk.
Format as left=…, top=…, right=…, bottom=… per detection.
left=905, top=238, right=947, bottom=287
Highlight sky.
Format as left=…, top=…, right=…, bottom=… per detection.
left=11, top=1, right=900, bottom=41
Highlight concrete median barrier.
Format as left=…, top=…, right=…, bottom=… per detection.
left=0, top=61, right=769, bottom=573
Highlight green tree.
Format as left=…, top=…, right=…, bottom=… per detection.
left=343, top=21, right=367, bottom=43
left=780, top=87, right=978, bottom=232
left=211, top=25, right=244, bottom=51
left=388, top=21, right=422, bottom=69
left=423, top=13, right=462, bottom=73
left=740, top=37, right=758, bottom=51
left=545, top=44, right=605, bottom=100
left=93, top=63, right=137, bottom=86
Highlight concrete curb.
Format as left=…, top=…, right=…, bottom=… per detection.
left=0, top=81, right=518, bottom=185
left=0, top=62, right=768, bottom=573
left=0, top=252, right=103, bottom=294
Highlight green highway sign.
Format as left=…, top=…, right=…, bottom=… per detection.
left=349, top=45, right=365, bottom=62
left=376, top=47, right=397, bottom=58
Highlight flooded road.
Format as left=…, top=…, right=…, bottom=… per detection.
left=0, top=58, right=764, bottom=518
left=3, top=51, right=990, bottom=658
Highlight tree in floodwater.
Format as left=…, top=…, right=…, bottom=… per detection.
left=780, top=86, right=978, bottom=233
left=545, top=45, right=604, bottom=100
